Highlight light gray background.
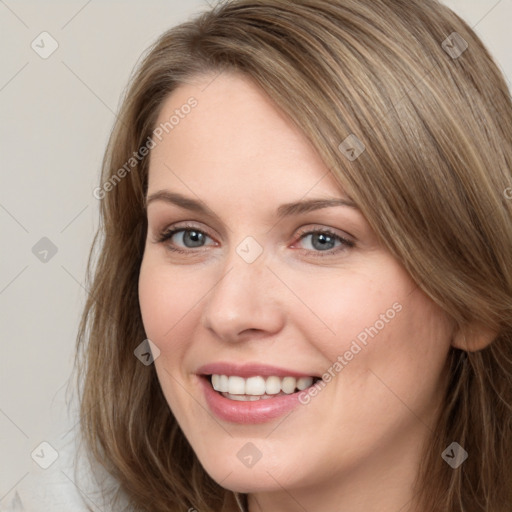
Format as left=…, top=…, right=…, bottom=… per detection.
left=1, top=0, right=511, bottom=507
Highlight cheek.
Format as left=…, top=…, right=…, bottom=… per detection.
left=285, top=263, right=408, bottom=361
left=138, top=255, right=204, bottom=349
left=289, top=260, right=452, bottom=398
left=332, top=285, right=452, bottom=423
left=138, top=261, right=169, bottom=341
left=138, top=257, right=201, bottom=416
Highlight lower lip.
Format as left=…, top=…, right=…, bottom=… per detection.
left=200, top=376, right=303, bottom=424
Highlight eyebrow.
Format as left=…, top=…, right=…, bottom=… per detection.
left=145, top=190, right=358, bottom=219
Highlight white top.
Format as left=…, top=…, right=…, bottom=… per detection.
left=1, top=436, right=129, bottom=512
left=1, top=434, right=245, bottom=512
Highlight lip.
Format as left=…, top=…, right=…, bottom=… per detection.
left=199, top=376, right=306, bottom=424
left=197, top=362, right=318, bottom=424
left=196, top=362, right=316, bottom=379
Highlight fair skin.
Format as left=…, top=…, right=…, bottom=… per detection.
left=138, top=72, right=456, bottom=512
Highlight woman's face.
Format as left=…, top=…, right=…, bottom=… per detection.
left=139, top=72, right=454, bottom=503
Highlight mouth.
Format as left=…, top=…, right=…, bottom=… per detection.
left=196, top=362, right=322, bottom=423
left=206, top=374, right=321, bottom=401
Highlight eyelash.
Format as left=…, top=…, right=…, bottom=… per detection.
left=155, top=223, right=355, bottom=257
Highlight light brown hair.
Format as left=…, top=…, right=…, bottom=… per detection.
left=76, top=1, right=512, bottom=510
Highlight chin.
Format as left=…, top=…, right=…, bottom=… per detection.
left=208, top=465, right=288, bottom=494
left=193, top=440, right=305, bottom=493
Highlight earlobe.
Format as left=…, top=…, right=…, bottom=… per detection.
left=451, top=322, right=498, bottom=352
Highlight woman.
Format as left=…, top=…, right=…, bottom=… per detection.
left=76, top=0, right=512, bottom=511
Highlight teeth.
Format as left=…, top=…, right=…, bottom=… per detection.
left=228, top=376, right=245, bottom=395
left=265, top=376, right=281, bottom=395
left=297, top=377, right=313, bottom=390
left=219, top=374, right=229, bottom=391
left=210, top=374, right=314, bottom=396
left=281, top=376, right=296, bottom=394
left=245, top=376, right=266, bottom=395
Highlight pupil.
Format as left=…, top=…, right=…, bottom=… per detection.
left=312, top=233, right=334, bottom=251
left=184, top=230, right=204, bottom=248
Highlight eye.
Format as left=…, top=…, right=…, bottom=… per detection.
left=156, top=224, right=216, bottom=253
left=294, top=228, right=354, bottom=256
left=154, top=223, right=355, bottom=257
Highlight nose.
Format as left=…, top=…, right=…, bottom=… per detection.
left=200, top=253, right=285, bottom=343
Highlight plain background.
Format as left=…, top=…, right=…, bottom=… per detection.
left=1, top=0, right=511, bottom=506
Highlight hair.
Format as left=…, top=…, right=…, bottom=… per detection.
left=75, top=0, right=512, bottom=511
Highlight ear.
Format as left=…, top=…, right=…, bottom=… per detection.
left=451, top=322, right=498, bottom=352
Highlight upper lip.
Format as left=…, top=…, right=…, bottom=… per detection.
left=197, top=362, right=318, bottom=379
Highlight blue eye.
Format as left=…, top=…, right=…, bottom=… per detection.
left=157, top=225, right=214, bottom=253
left=295, top=229, right=354, bottom=255
left=156, top=225, right=354, bottom=257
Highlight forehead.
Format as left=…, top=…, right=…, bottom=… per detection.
left=147, top=72, right=346, bottom=200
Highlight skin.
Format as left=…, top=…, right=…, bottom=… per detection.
left=138, top=72, right=457, bottom=512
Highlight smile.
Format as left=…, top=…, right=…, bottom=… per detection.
left=210, top=374, right=317, bottom=400
left=197, top=363, right=321, bottom=423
